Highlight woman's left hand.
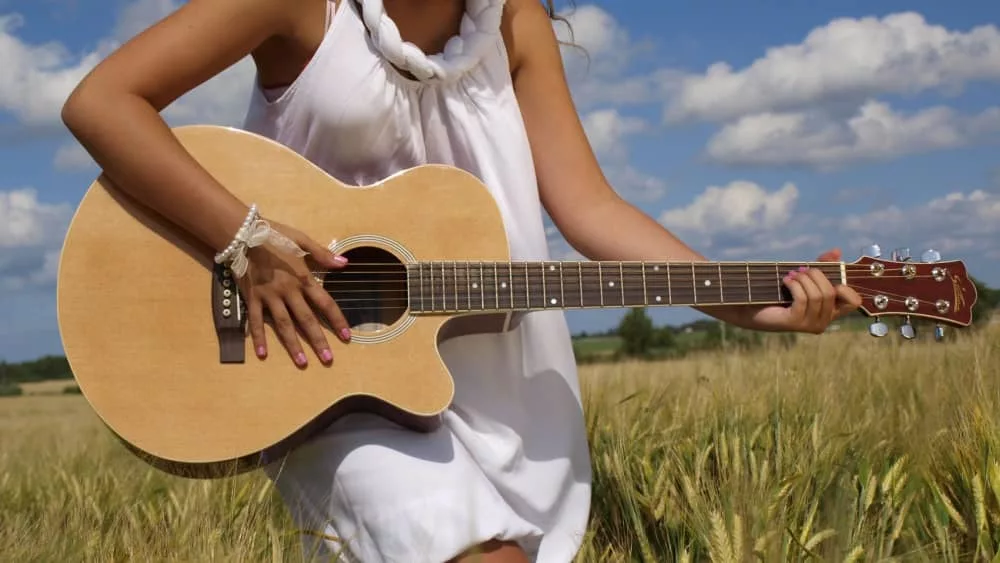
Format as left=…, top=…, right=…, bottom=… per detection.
left=747, top=248, right=863, bottom=334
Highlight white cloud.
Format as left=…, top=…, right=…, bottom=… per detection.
left=0, top=1, right=255, bottom=138
left=706, top=100, right=1000, bottom=168
left=838, top=190, right=1000, bottom=259
left=660, top=180, right=799, bottom=233
left=555, top=4, right=670, bottom=108
left=0, top=14, right=109, bottom=124
left=665, top=12, right=1000, bottom=123
left=654, top=182, right=1000, bottom=263
left=582, top=108, right=646, bottom=159
left=604, top=166, right=667, bottom=202
left=658, top=180, right=813, bottom=257
left=579, top=108, right=666, bottom=201
left=0, top=188, right=73, bottom=290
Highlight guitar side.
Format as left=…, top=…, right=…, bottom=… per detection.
left=56, top=125, right=512, bottom=477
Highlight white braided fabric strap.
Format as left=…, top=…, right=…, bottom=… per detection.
left=213, top=205, right=307, bottom=279
left=360, top=0, right=505, bottom=82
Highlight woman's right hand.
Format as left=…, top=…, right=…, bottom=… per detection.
left=235, top=223, right=351, bottom=367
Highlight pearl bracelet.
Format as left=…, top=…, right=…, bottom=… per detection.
left=213, top=203, right=307, bottom=278
left=214, top=204, right=260, bottom=268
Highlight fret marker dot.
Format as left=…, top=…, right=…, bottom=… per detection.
left=655, top=296, right=662, bottom=302
left=472, top=283, right=479, bottom=289
left=550, top=298, right=558, bottom=305
left=653, top=266, right=660, bottom=271
left=549, top=265, right=556, bottom=272
left=608, top=281, right=615, bottom=287
left=501, top=282, right=508, bottom=289
left=704, top=279, right=712, bottom=287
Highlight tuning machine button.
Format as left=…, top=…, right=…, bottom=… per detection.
left=862, top=244, right=882, bottom=258
left=892, top=247, right=911, bottom=261
left=869, top=317, right=888, bottom=337
left=900, top=316, right=916, bottom=340
left=934, top=324, right=946, bottom=342
left=921, top=249, right=942, bottom=263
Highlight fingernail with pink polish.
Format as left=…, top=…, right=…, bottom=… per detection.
left=798, top=266, right=808, bottom=272
left=256, top=346, right=267, bottom=358
left=333, top=255, right=348, bottom=265
left=295, top=352, right=307, bottom=366
left=340, top=328, right=352, bottom=342
left=321, top=349, right=332, bottom=362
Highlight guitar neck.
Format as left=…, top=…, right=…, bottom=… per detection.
left=405, top=260, right=846, bottom=314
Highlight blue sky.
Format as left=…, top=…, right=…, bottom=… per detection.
left=2, top=0, right=999, bottom=361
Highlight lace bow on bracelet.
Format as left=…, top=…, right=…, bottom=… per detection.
left=213, top=204, right=307, bottom=278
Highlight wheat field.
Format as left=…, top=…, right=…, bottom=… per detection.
left=1, top=327, right=998, bottom=562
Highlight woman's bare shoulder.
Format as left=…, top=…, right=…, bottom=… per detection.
left=64, top=0, right=318, bottom=112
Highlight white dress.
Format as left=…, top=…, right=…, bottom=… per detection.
left=241, top=1, right=591, bottom=561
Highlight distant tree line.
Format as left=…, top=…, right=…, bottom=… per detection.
left=574, top=276, right=1000, bottom=364
left=0, top=356, right=72, bottom=385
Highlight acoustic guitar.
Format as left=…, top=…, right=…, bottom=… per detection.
left=56, top=125, right=978, bottom=478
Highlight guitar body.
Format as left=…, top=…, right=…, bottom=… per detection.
left=57, top=125, right=512, bottom=477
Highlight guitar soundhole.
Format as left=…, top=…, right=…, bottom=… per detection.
left=323, top=246, right=408, bottom=333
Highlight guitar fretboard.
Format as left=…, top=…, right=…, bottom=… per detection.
left=405, top=261, right=844, bottom=313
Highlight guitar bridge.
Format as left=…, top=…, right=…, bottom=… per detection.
left=211, top=263, right=247, bottom=363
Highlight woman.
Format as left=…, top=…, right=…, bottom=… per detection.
left=61, top=0, right=861, bottom=561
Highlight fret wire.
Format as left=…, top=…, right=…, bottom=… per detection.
left=493, top=262, right=499, bottom=310
left=618, top=263, right=625, bottom=305
left=417, top=262, right=424, bottom=313
left=690, top=262, right=697, bottom=305
left=641, top=262, right=648, bottom=306
left=717, top=263, right=724, bottom=304
left=442, top=261, right=447, bottom=313
left=479, top=261, right=485, bottom=311
left=430, top=261, right=436, bottom=312
left=578, top=263, right=584, bottom=308
left=598, top=263, right=604, bottom=307
left=541, top=262, right=546, bottom=308
left=746, top=262, right=752, bottom=303
left=559, top=263, right=565, bottom=309
left=667, top=263, right=673, bottom=305
left=774, top=263, right=781, bottom=301
left=508, top=263, right=514, bottom=308
left=465, top=262, right=471, bottom=312
left=523, top=262, right=530, bottom=309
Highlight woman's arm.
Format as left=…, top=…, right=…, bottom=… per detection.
left=61, top=0, right=351, bottom=366
left=505, top=0, right=860, bottom=333
left=62, top=0, right=304, bottom=251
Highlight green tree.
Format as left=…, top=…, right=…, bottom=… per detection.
left=651, top=326, right=675, bottom=350
left=618, top=308, right=654, bottom=358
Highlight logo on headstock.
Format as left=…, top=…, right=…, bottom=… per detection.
left=952, top=274, right=966, bottom=313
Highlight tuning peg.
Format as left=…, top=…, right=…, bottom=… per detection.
left=892, top=247, right=911, bottom=261
left=934, top=324, right=946, bottom=341
left=900, top=316, right=916, bottom=340
left=921, top=249, right=942, bottom=263
left=869, top=317, right=888, bottom=337
left=861, top=244, right=882, bottom=258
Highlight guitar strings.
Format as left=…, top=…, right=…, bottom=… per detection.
left=254, top=288, right=945, bottom=314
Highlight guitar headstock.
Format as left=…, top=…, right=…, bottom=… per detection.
left=848, top=245, right=978, bottom=340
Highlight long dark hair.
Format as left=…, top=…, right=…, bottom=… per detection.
left=543, top=0, right=582, bottom=52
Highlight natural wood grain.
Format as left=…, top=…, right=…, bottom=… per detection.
left=57, top=125, right=511, bottom=475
